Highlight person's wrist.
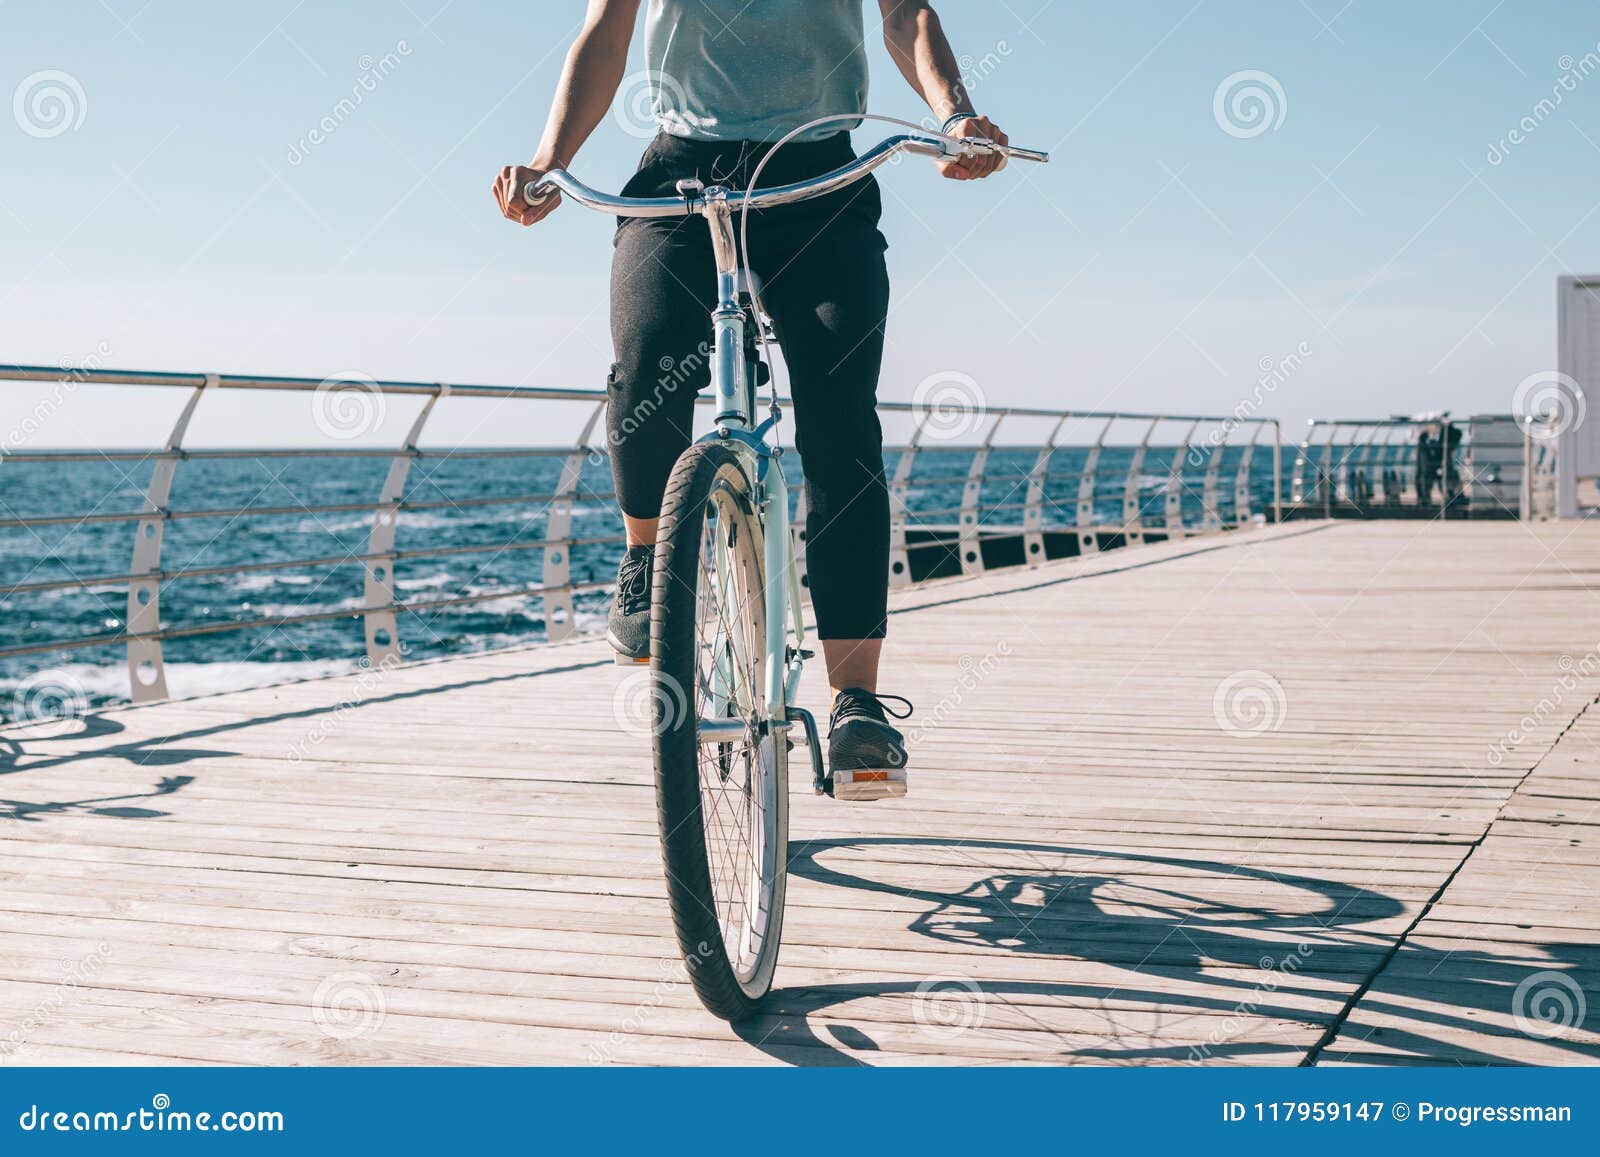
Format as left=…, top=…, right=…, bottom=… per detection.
left=529, top=148, right=567, bottom=172
left=941, top=111, right=979, bottom=135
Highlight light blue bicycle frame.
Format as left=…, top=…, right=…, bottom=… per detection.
left=695, top=187, right=806, bottom=742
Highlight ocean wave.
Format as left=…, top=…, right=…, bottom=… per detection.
left=395, top=572, right=458, bottom=591
left=232, top=572, right=318, bottom=592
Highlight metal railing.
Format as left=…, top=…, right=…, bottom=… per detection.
left=1, top=364, right=1280, bottom=703
left=1287, top=415, right=1545, bottom=519
left=1291, top=418, right=1433, bottom=512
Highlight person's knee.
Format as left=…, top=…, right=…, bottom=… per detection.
left=792, top=405, right=883, bottom=485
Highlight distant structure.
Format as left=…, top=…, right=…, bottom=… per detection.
left=1557, top=275, right=1599, bottom=517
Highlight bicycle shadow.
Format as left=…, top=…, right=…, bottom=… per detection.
left=737, top=836, right=1599, bottom=1066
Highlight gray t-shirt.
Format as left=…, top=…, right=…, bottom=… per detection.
left=644, top=0, right=869, bottom=143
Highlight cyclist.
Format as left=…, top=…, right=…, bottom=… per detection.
left=493, top=0, right=1010, bottom=794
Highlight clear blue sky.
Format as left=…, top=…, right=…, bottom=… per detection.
left=1, top=0, right=1597, bottom=446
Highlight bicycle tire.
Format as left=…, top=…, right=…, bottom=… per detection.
left=651, top=440, right=789, bottom=1021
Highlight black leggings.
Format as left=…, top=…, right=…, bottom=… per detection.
left=608, top=132, right=891, bottom=640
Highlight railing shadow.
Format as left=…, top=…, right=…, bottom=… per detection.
left=738, top=836, right=1597, bottom=1066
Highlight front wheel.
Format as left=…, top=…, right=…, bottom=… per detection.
left=651, top=441, right=788, bottom=1021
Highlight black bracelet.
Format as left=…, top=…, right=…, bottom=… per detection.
left=941, top=111, right=979, bottom=134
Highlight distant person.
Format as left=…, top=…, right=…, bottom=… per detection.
left=1416, top=427, right=1439, bottom=506
left=1440, top=419, right=1462, bottom=504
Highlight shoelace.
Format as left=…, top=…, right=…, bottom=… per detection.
left=616, top=548, right=653, bottom=615
left=829, top=688, right=914, bottom=733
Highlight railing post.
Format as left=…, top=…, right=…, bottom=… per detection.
left=1122, top=418, right=1159, bottom=544
left=1200, top=423, right=1227, bottom=533
left=887, top=412, right=927, bottom=589
left=364, top=386, right=443, bottom=667
left=1361, top=425, right=1386, bottom=507
left=957, top=411, right=1004, bottom=576
left=1520, top=416, right=1533, bottom=521
left=1376, top=427, right=1399, bottom=504
left=127, top=375, right=213, bottom=703
left=1023, top=415, right=1067, bottom=566
left=1164, top=419, right=1200, bottom=538
left=543, top=400, right=607, bottom=642
left=1271, top=423, right=1283, bottom=525
left=1233, top=425, right=1259, bottom=525
left=1076, top=417, right=1113, bottom=555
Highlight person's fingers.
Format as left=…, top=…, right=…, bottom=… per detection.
left=521, top=189, right=560, bottom=225
left=497, top=169, right=521, bottom=219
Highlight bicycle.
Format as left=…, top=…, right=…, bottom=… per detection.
left=526, top=125, right=1047, bottom=1020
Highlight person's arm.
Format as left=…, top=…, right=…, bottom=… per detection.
left=879, top=0, right=1009, bottom=180
left=493, top=0, right=641, bottom=226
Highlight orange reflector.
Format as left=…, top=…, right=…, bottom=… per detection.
left=853, top=771, right=890, bottom=782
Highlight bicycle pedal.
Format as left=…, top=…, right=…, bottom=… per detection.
left=831, top=766, right=908, bottom=802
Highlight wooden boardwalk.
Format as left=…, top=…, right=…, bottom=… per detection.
left=3, top=520, right=1598, bottom=1066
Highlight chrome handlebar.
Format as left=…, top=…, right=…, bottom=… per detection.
left=522, top=133, right=1049, bottom=216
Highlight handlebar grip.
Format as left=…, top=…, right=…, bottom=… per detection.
left=523, top=180, right=554, bottom=207
left=939, top=138, right=1049, bottom=165
left=1001, top=145, right=1050, bottom=164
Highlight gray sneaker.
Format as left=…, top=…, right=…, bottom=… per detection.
left=606, top=544, right=654, bottom=664
left=828, top=688, right=912, bottom=801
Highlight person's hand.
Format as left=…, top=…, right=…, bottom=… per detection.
left=937, top=115, right=1009, bottom=181
left=493, top=162, right=562, bottom=226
